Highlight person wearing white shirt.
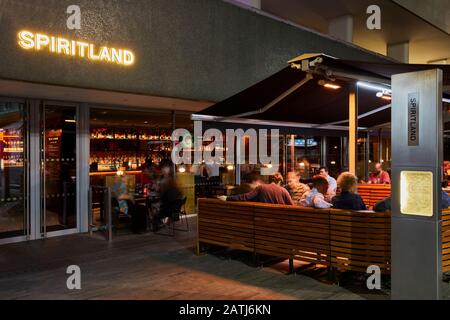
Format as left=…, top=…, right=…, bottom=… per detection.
left=319, top=166, right=337, bottom=200
left=299, top=175, right=333, bottom=209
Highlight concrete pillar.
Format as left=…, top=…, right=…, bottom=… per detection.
left=387, top=42, right=410, bottom=63
left=234, top=0, right=261, bottom=9
left=328, top=15, right=354, bottom=43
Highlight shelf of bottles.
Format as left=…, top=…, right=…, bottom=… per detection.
left=0, top=128, right=24, bottom=169
left=90, top=127, right=173, bottom=172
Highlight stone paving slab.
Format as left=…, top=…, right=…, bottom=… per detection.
left=0, top=217, right=443, bottom=300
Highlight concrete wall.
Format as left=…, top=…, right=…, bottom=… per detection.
left=393, top=0, right=450, bottom=34
left=0, top=0, right=390, bottom=102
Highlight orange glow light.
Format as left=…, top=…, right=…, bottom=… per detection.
left=323, top=83, right=341, bottom=90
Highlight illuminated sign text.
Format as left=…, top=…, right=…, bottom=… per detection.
left=408, top=92, right=419, bottom=146
left=18, top=30, right=135, bottom=66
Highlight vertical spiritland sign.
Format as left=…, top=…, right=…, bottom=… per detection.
left=408, top=92, right=419, bottom=146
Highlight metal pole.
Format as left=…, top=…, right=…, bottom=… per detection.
left=235, top=137, right=241, bottom=185
left=172, top=111, right=176, bottom=177
left=41, top=104, right=47, bottom=238
left=365, top=132, right=370, bottom=182
left=106, top=187, right=112, bottom=242
left=378, top=128, right=383, bottom=163
left=321, top=136, right=327, bottom=167
left=88, top=187, right=93, bottom=236
left=348, top=86, right=358, bottom=175
left=290, top=135, right=295, bottom=172
left=283, top=134, right=287, bottom=178
left=62, top=182, right=67, bottom=226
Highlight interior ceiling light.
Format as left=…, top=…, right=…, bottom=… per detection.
left=318, top=79, right=341, bottom=90
left=376, top=90, right=392, bottom=101
left=358, top=81, right=449, bottom=103
left=357, top=81, right=392, bottom=93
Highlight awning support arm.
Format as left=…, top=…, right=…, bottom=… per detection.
left=225, top=72, right=314, bottom=119
left=316, top=104, right=391, bottom=127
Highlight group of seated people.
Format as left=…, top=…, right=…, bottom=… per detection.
left=218, top=165, right=450, bottom=212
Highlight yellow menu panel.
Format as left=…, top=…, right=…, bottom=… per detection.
left=400, top=171, right=433, bottom=217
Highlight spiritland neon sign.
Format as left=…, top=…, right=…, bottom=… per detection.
left=17, top=30, right=135, bottom=66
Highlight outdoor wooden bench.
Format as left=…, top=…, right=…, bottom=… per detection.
left=329, top=208, right=391, bottom=273
left=197, top=200, right=255, bottom=253
left=197, top=198, right=450, bottom=275
left=253, top=204, right=330, bottom=266
left=443, top=210, right=450, bottom=273
left=357, top=184, right=391, bottom=208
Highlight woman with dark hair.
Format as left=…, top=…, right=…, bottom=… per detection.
left=154, top=159, right=182, bottom=226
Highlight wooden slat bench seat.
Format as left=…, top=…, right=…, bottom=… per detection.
left=329, top=209, right=390, bottom=273
left=442, top=209, right=450, bottom=273
left=198, top=198, right=450, bottom=275
left=357, top=184, right=391, bottom=208
left=253, top=204, right=331, bottom=266
left=198, top=200, right=255, bottom=252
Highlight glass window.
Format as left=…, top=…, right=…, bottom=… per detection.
left=0, top=102, right=27, bottom=239
left=326, top=136, right=342, bottom=179
left=285, top=135, right=321, bottom=181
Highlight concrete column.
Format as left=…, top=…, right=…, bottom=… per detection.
left=328, top=15, right=354, bottom=43
left=387, top=41, right=410, bottom=63
left=234, top=0, right=261, bottom=9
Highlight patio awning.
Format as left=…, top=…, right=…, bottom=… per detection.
left=194, top=53, right=450, bottom=132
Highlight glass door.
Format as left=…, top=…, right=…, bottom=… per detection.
left=41, top=103, right=77, bottom=235
left=0, top=101, right=28, bottom=241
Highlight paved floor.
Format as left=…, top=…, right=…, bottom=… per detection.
left=0, top=217, right=396, bottom=300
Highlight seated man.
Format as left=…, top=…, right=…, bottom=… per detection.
left=219, top=172, right=294, bottom=205
left=232, top=172, right=263, bottom=195
left=285, top=171, right=310, bottom=205
left=368, top=163, right=391, bottom=184
left=332, top=172, right=367, bottom=210
left=374, top=190, right=450, bottom=212
left=319, top=166, right=337, bottom=200
left=299, top=175, right=332, bottom=209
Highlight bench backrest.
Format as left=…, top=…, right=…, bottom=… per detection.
left=357, top=184, right=391, bottom=208
left=253, top=203, right=331, bottom=266
left=198, top=198, right=450, bottom=274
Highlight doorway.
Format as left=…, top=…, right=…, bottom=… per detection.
left=0, top=99, right=82, bottom=244
left=40, top=103, right=78, bottom=236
